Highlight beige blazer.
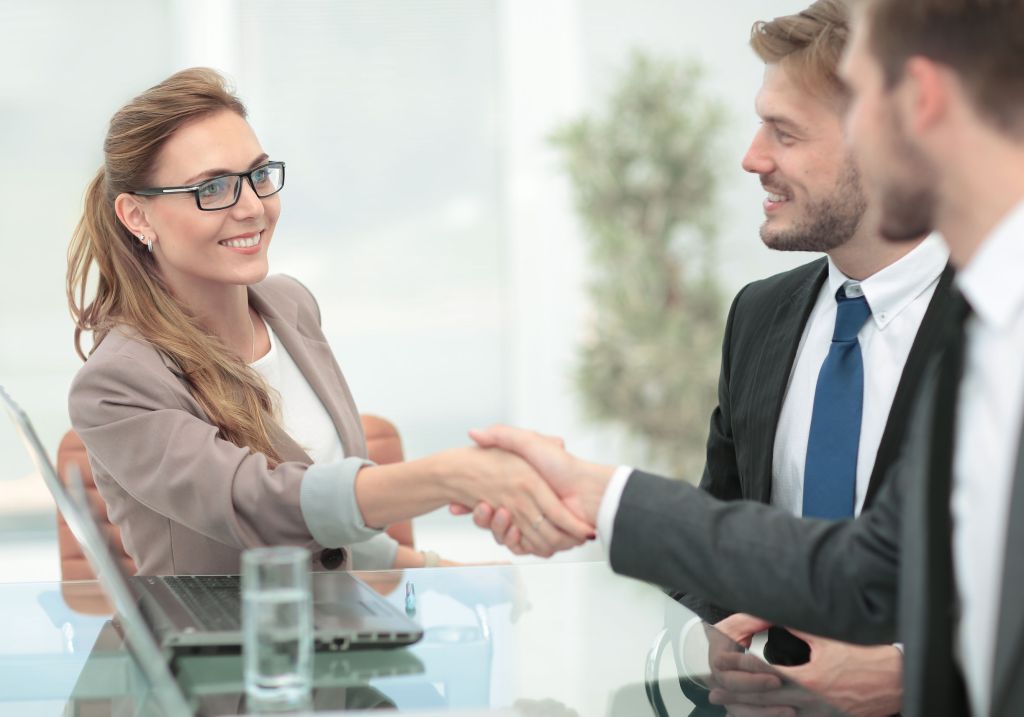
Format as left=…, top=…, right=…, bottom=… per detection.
left=68, top=275, right=381, bottom=575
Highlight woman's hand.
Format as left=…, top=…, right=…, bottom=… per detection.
left=441, top=446, right=596, bottom=557
left=450, top=425, right=614, bottom=556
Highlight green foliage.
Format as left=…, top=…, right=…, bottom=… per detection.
left=550, top=52, right=728, bottom=480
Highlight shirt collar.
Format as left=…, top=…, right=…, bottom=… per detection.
left=825, top=233, right=949, bottom=330
left=956, top=200, right=1024, bottom=331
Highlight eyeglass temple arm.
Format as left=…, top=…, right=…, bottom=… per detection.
left=132, top=187, right=196, bottom=196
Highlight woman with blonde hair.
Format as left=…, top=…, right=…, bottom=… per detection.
left=67, top=67, right=591, bottom=576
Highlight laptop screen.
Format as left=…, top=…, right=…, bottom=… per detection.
left=0, top=385, right=192, bottom=716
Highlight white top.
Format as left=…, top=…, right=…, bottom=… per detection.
left=251, top=325, right=346, bottom=464
left=772, top=235, right=948, bottom=516
left=251, top=324, right=398, bottom=570
left=953, top=200, right=1024, bottom=717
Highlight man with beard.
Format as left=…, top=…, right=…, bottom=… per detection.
left=685, top=3, right=949, bottom=714
left=464, top=0, right=1024, bottom=715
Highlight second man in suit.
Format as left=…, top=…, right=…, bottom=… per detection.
left=690, top=2, right=950, bottom=715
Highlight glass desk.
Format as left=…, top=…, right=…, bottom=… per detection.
left=0, top=561, right=848, bottom=716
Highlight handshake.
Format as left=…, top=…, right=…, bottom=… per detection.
left=445, top=425, right=617, bottom=557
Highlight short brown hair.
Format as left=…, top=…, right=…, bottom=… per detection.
left=861, top=0, right=1024, bottom=134
left=750, top=0, right=851, bottom=104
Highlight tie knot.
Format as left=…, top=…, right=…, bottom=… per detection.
left=833, top=286, right=871, bottom=342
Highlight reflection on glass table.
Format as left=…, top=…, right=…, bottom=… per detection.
left=6, top=561, right=856, bottom=715
left=643, top=598, right=851, bottom=717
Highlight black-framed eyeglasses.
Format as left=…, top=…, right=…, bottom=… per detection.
left=130, top=161, right=286, bottom=211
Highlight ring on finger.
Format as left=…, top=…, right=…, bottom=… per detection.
left=530, top=514, right=546, bottom=530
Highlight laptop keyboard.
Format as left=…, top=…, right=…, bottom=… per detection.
left=161, top=575, right=242, bottom=631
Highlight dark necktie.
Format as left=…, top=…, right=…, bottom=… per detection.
left=920, top=290, right=972, bottom=716
left=803, top=284, right=872, bottom=519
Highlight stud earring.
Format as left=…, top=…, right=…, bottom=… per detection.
left=138, top=233, right=153, bottom=253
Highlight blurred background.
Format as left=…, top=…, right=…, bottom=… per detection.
left=0, top=0, right=811, bottom=582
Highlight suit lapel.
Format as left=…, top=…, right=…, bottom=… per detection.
left=991, top=415, right=1024, bottom=713
left=248, top=284, right=368, bottom=461
left=920, top=291, right=971, bottom=717
left=745, top=261, right=827, bottom=502
left=863, top=265, right=955, bottom=509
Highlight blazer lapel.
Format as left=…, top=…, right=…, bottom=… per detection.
left=991, top=416, right=1024, bottom=713
left=744, top=261, right=827, bottom=502
left=248, top=284, right=368, bottom=461
left=864, top=265, right=955, bottom=509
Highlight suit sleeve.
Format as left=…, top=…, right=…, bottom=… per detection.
left=610, top=465, right=902, bottom=645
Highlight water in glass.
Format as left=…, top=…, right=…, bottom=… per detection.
left=242, top=547, right=313, bottom=710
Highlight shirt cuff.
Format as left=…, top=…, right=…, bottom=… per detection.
left=597, top=466, right=635, bottom=557
left=346, top=532, right=400, bottom=570
left=300, top=457, right=381, bottom=548
left=892, top=643, right=904, bottom=654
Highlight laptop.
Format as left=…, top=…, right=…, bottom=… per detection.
left=0, top=385, right=423, bottom=657
left=54, top=463, right=424, bottom=717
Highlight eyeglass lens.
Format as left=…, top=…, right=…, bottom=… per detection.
left=197, top=164, right=284, bottom=210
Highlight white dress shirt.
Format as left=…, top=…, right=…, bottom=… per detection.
left=772, top=234, right=948, bottom=516
left=251, top=324, right=346, bottom=464
left=952, top=200, right=1024, bottom=717
left=599, top=235, right=948, bottom=545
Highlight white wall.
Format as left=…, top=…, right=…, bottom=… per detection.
left=1, top=0, right=818, bottom=576
left=500, top=0, right=812, bottom=472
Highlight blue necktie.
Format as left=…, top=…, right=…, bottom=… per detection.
left=802, top=284, right=872, bottom=520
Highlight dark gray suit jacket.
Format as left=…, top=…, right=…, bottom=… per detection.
left=609, top=324, right=1024, bottom=716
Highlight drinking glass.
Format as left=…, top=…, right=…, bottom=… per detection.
left=242, top=546, right=313, bottom=711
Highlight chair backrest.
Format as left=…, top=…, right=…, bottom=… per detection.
left=56, top=430, right=137, bottom=580
left=55, top=414, right=411, bottom=584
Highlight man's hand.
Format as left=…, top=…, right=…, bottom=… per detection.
left=770, top=630, right=903, bottom=717
left=715, top=614, right=903, bottom=717
left=425, top=444, right=594, bottom=557
left=469, top=425, right=605, bottom=522
left=452, top=425, right=612, bottom=556
left=715, top=613, right=773, bottom=649
left=450, top=430, right=570, bottom=554
left=708, top=651, right=825, bottom=717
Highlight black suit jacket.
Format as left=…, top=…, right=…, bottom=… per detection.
left=610, top=314, right=1024, bottom=716
left=682, top=258, right=955, bottom=665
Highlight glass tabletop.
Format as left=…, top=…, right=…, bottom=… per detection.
left=0, top=561, right=849, bottom=716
